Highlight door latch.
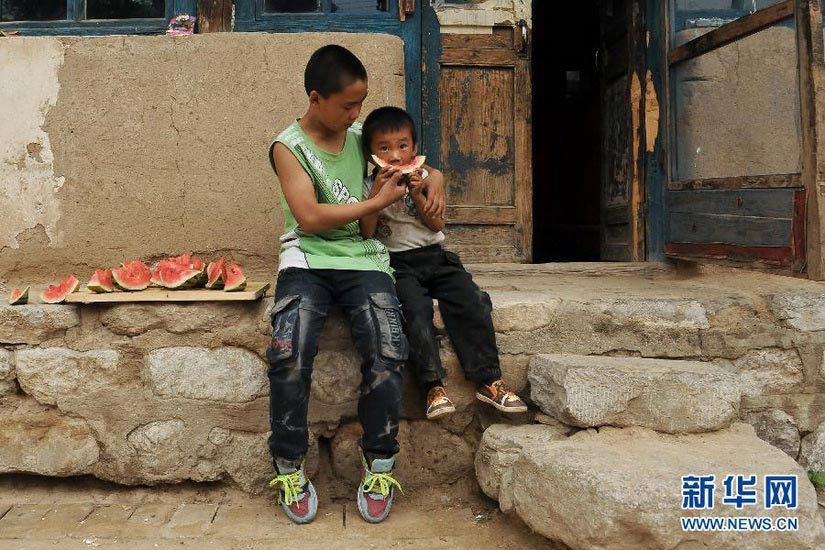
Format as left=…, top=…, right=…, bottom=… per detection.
left=399, top=0, right=414, bottom=21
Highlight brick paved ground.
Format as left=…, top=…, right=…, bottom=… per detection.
left=0, top=475, right=557, bottom=549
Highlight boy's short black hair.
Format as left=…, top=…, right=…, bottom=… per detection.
left=304, top=45, right=368, bottom=98
left=362, top=106, right=418, bottom=156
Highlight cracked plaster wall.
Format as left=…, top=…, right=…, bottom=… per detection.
left=672, top=26, right=801, bottom=180
left=0, top=33, right=404, bottom=287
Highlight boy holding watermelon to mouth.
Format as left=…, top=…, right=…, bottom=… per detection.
left=361, top=106, right=528, bottom=422
left=266, top=45, right=445, bottom=525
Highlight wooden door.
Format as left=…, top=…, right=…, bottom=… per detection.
left=599, top=0, right=646, bottom=261
left=422, top=23, right=532, bottom=262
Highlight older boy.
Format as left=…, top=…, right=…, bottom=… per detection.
left=267, top=46, right=443, bottom=524
left=360, top=106, right=527, bottom=421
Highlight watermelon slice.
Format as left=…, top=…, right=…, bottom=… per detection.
left=151, top=260, right=202, bottom=289
left=371, top=154, right=426, bottom=175
left=41, top=275, right=80, bottom=304
left=224, top=261, right=247, bottom=292
left=87, top=268, right=114, bottom=293
left=112, top=261, right=151, bottom=291
left=8, top=286, right=29, bottom=305
left=166, top=253, right=206, bottom=287
left=205, top=257, right=226, bottom=289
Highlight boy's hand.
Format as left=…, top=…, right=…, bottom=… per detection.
left=373, top=165, right=403, bottom=193
left=407, top=170, right=424, bottom=196
left=375, top=171, right=407, bottom=206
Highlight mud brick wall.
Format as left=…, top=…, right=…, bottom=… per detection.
left=2, top=278, right=825, bottom=492
left=0, top=33, right=405, bottom=290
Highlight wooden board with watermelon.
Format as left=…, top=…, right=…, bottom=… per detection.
left=7, top=254, right=268, bottom=305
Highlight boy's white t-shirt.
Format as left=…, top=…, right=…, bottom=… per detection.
left=363, top=169, right=445, bottom=253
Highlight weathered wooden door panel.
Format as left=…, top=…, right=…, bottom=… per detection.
left=435, top=29, right=532, bottom=263
left=600, top=0, right=646, bottom=261
left=665, top=188, right=806, bottom=266
left=662, top=1, right=807, bottom=272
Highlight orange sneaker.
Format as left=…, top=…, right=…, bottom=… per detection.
left=476, top=379, right=527, bottom=413
left=426, top=386, right=456, bottom=419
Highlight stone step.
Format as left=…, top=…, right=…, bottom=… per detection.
left=476, top=423, right=825, bottom=550
left=528, top=354, right=741, bottom=433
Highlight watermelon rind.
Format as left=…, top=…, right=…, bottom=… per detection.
left=151, top=261, right=202, bottom=289
left=164, top=254, right=207, bottom=288
left=223, top=261, right=247, bottom=292
left=87, top=268, right=114, bottom=293
left=41, top=275, right=80, bottom=304
left=370, top=155, right=426, bottom=175
left=9, top=286, right=29, bottom=305
left=205, top=258, right=226, bottom=289
left=112, top=261, right=151, bottom=291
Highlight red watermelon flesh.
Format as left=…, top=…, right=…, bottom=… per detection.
left=151, top=261, right=202, bottom=289
left=371, top=154, right=426, bottom=175
left=9, top=286, right=29, bottom=305
left=87, top=268, right=114, bottom=293
left=167, top=253, right=206, bottom=286
left=168, top=253, right=205, bottom=271
left=112, top=261, right=151, bottom=291
left=41, top=275, right=80, bottom=304
left=224, top=261, right=247, bottom=292
left=205, top=257, right=226, bottom=289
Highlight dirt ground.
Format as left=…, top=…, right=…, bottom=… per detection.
left=0, top=474, right=560, bottom=550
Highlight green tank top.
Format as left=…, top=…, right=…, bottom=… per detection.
left=270, top=121, right=393, bottom=277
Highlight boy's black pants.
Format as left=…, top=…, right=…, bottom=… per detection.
left=389, top=244, right=501, bottom=386
left=266, top=268, right=407, bottom=466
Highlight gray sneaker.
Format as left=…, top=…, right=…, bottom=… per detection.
left=269, top=458, right=318, bottom=524
left=357, top=450, right=403, bottom=523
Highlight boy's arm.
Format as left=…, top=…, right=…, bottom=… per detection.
left=274, top=143, right=405, bottom=234
left=421, top=166, right=446, bottom=219
left=359, top=173, right=384, bottom=239
left=409, top=171, right=446, bottom=232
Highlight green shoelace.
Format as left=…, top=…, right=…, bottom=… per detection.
left=269, top=470, right=303, bottom=506
left=362, top=471, right=403, bottom=498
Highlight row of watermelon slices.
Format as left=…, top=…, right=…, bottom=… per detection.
left=7, top=254, right=247, bottom=305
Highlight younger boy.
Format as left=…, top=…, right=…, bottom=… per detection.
left=361, top=106, right=527, bottom=420
left=267, top=46, right=443, bottom=525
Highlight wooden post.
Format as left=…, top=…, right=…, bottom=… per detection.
left=197, top=0, right=232, bottom=33
left=796, top=0, right=825, bottom=279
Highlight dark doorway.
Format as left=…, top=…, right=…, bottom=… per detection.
left=532, top=0, right=602, bottom=262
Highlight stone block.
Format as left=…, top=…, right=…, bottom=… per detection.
left=799, top=422, right=825, bottom=472
left=311, top=349, right=361, bottom=405
left=330, top=419, right=475, bottom=487
left=742, top=408, right=800, bottom=459
left=126, top=419, right=187, bottom=475
left=502, top=424, right=825, bottom=549
left=769, top=292, right=825, bottom=332
left=0, top=348, right=15, bottom=395
left=147, top=346, right=266, bottom=402
left=0, top=397, right=99, bottom=475
left=15, top=347, right=120, bottom=406
left=729, top=348, right=805, bottom=397
left=0, top=304, right=79, bottom=344
left=202, top=427, right=297, bottom=493
left=489, top=293, right=560, bottom=332
left=742, top=393, right=825, bottom=433
left=529, top=354, right=740, bottom=433
left=496, top=297, right=705, bottom=358
left=475, top=424, right=569, bottom=512
left=100, top=302, right=263, bottom=337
